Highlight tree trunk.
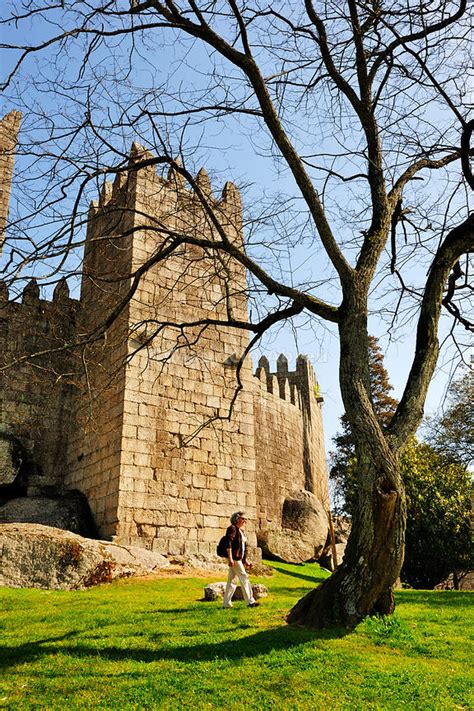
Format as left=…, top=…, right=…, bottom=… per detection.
left=287, top=288, right=408, bottom=629
left=287, top=452, right=406, bottom=629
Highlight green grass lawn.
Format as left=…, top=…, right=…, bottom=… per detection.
left=0, top=561, right=472, bottom=710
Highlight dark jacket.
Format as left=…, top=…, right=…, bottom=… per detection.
left=225, top=525, right=247, bottom=563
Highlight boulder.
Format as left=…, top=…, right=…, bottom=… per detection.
left=319, top=542, right=347, bottom=572
left=0, top=523, right=169, bottom=590
left=204, top=581, right=268, bottom=601
left=281, top=490, right=328, bottom=538
left=205, top=581, right=227, bottom=600
left=0, top=432, right=35, bottom=495
left=259, top=529, right=320, bottom=564
left=0, top=492, right=98, bottom=538
left=259, top=490, right=329, bottom=564
left=0, top=437, right=19, bottom=486
left=334, top=541, right=347, bottom=564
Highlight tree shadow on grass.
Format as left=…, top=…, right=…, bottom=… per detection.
left=0, top=630, right=80, bottom=668
left=0, top=624, right=349, bottom=670
left=270, top=564, right=328, bottom=585
left=146, top=607, right=196, bottom=614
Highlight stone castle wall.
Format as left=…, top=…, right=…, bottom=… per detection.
left=253, top=355, right=329, bottom=537
left=65, top=168, right=135, bottom=537
left=0, top=280, right=79, bottom=491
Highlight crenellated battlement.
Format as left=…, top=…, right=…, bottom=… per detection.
left=254, top=354, right=324, bottom=409
left=0, top=277, right=79, bottom=316
left=88, top=143, right=242, bottom=228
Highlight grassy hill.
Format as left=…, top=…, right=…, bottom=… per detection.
left=0, top=561, right=472, bottom=709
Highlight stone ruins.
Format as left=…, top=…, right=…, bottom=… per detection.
left=0, top=111, right=330, bottom=562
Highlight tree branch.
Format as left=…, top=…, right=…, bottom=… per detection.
left=388, top=213, right=474, bottom=449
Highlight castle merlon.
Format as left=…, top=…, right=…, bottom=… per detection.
left=91, top=144, right=241, bottom=215
left=254, top=354, right=323, bottom=408
left=0, top=277, right=79, bottom=311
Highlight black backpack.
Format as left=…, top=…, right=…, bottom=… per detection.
left=216, top=535, right=228, bottom=558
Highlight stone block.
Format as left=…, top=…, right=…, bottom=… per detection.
left=138, top=524, right=156, bottom=538
left=193, top=449, right=208, bottom=463
left=200, top=501, right=223, bottom=517
left=137, top=426, right=156, bottom=442
left=217, top=490, right=238, bottom=505
left=243, top=469, right=256, bottom=482
left=166, top=511, right=178, bottom=527
left=162, top=482, right=178, bottom=498
left=216, top=465, right=231, bottom=480
left=246, top=494, right=257, bottom=508
left=201, top=489, right=218, bottom=504
left=133, top=480, right=147, bottom=495
left=133, top=508, right=155, bottom=525
left=207, top=476, right=223, bottom=491
left=188, top=499, right=201, bottom=514
left=152, top=538, right=169, bottom=554
left=168, top=539, right=185, bottom=555
left=203, top=515, right=220, bottom=528
left=196, top=541, right=211, bottom=555
left=182, top=541, right=199, bottom=555
left=199, top=527, right=221, bottom=543
left=120, top=477, right=135, bottom=493
left=193, top=473, right=206, bottom=489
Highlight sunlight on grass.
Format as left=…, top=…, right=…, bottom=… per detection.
left=0, top=561, right=472, bottom=709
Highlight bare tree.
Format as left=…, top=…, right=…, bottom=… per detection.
left=1, top=1, right=472, bottom=628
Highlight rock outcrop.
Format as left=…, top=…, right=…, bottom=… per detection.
left=258, top=490, right=328, bottom=564
left=0, top=523, right=170, bottom=590
left=0, top=435, right=20, bottom=486
left=0, top=432, right=30, bottom=494
left=0, top=492, right=98, bottom=538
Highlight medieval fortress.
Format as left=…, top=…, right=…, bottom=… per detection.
left=0, top=110, right=329, bottom=560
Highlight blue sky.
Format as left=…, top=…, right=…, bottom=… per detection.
left=1, top=4, right=471, bottom=453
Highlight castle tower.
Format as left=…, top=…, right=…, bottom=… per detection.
left=0, top=116, right=330, bottom=555
left=66, top=149, right=258, bottom=554
left=0, top=110, right=21, bottom=254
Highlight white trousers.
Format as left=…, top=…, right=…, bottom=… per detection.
left=223, top=561, right=255, bottom=607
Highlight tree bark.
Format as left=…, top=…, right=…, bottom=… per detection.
left=288, top=289, right=406, bottom=629
left=287, top=451, right=405, bottom=629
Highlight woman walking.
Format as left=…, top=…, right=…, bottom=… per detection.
left=222, top=511, right=259, bottom=609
